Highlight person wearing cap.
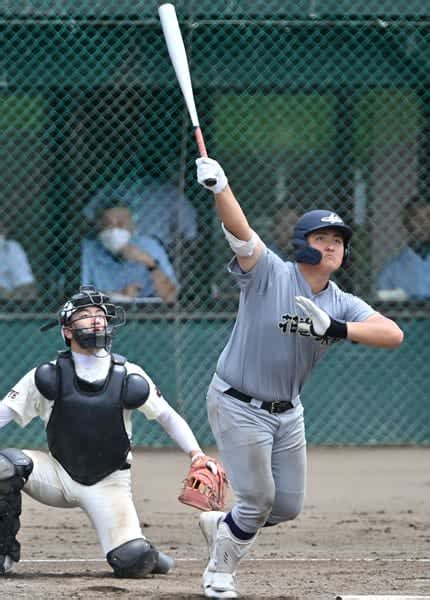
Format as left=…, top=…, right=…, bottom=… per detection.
left=0, top=286, right=216, bottom=578
left=193, top=158, right=404, bottom=599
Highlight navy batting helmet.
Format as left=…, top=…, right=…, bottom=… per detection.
left=292, top=210, right=352, bottom=266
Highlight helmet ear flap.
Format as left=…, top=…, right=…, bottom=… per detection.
left=294, top=242, right=322, bottom=265
left=292, top=239, right=322, bottom=265
left=342, top=242, right=351, bottom=266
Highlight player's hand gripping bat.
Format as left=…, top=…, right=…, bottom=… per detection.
left=158, top=3, right=217, bottom=187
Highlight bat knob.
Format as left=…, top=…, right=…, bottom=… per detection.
left=203, top=178, right=217, bottom=187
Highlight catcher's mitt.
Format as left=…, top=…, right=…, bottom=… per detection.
left=178, top=454, right=228, bottom=511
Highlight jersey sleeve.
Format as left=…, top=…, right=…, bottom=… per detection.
left=341, top=291, right=378, bottom=322
left=1, top=368, right=45, bottom=427
left=125, top=362, right=170, bottom=420
left=226, top=247, right=283, bottom=294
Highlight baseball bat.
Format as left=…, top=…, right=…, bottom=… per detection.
left=158, top=3, right=217, bottom=186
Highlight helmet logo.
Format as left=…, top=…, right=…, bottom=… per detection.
left=60, top=301, right=75, bottom=323
left=320, top=212, right=343, bottom=225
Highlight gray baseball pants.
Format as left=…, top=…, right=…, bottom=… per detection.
left=207, top=374, right=307, bottom=534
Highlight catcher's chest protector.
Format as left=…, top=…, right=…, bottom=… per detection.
left=36, top=352, right=147, bottom=485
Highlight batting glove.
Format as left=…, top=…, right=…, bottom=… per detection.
left=295, top=296, right=348, bottom=339
left=196, top=157, right=228, bottom=194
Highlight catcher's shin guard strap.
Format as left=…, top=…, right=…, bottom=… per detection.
left=0, top=449, right=33, bottom=570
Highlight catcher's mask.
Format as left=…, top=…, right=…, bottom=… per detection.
left=292, top=209, right=352, bottom=266
left=59, top=286, right=125, bottom=351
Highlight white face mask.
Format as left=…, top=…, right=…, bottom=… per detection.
left=98, top=228, right=131, bottom=254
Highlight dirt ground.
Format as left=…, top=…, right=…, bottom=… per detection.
left=4, top=447, right=430, bottom=599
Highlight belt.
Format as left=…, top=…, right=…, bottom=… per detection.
left=225, top=387, right=294, bottom=414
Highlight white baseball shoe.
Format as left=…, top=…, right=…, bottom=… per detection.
left=199, top=511, right=225, bottom=591
left=204, top=572, right=238, bottom=598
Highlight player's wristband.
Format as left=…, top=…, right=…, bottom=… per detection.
left=325, top=318, right=347, bottom=339
left=147, top=259, right=160, bottom=272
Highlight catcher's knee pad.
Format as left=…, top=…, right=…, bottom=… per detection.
left=106, top=538, right=158, bottom=578
left=0, top=449, right=33, bottom=574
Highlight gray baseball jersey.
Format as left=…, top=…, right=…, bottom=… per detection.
left=216, top=248, right=376, bottom=403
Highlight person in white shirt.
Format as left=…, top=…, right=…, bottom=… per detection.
left=0, top=221, right=37, bottom=300
left=376, top=195, right=430, bottom=300
left=0, top=286, right=214, bottom=577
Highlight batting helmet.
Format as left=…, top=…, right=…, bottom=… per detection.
left=59, top=286, right=125, bottom=351
left=292, top=210, right=352, bottom=266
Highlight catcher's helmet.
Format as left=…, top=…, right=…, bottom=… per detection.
left=59, top=285, right=125, bottom=351
left=292, top=210, right=352, bottom=266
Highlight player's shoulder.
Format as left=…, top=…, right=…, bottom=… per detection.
left=265, top=248, right=295, bottom=271
left=327, top=279, right=355, bottom=301
left=328, top=280, right=376, bottom=313
left=124, top=360, right=151, bottom=380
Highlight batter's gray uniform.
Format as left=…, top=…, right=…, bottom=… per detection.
left=207, top=248, right=376, bottom=533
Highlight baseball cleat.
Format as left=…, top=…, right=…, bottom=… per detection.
left=204, top=572, right=238, bottom=598
left=199, top=511, right=225, bottom=590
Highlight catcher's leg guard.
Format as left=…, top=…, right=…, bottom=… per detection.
left=0, top=449, right=33, bottom=575
left=106, top=538, right=158, bottom=578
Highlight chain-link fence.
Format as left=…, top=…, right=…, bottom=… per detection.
left=2, top=1, right=430, bottom=446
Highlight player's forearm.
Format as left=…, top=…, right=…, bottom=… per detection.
left=151, top=271, right=177, bottom=302
left=214, top=185, right=252, bottom=241
left=156, top=406, right=201, bottom=456
left=346, top=315, right=404, bottom=348
left=0, top=403, right=15, bottom=428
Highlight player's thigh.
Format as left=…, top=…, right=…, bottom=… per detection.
left=271, top=408, right=307, bottom=519
left=22, top=450, right=72, bottom=508
left=78, top=469, right=142, bottom=554
left=207, top=390, right=276, bottom=495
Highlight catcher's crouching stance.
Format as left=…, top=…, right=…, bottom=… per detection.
left=0, top=286, right=227, bottom=578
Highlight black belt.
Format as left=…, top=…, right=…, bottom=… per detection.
left=225, top=387, right=294, bottom=414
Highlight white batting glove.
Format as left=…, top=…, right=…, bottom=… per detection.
left=196, top=157, right=228, bottom=194
left=295, top=296, right=347, bottom=339
left=295, top=296, right=330, bottom=336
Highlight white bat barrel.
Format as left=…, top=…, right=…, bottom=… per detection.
left=158, top=3, right=200, bottom=127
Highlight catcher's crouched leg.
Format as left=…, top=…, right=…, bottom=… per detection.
left=107, top=538, right=160, bottom=578
left=0, top=448, right=34, bottom=575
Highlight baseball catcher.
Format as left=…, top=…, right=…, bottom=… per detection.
left=0, top=286, right=219, bottom=577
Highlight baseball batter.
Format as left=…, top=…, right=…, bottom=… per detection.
left=0, top=286, right=214, bottom=578
left=195, top=158, right=404, bottom=599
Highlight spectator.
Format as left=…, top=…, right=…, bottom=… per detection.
left=82, top=205, right=178, bottom=303
left=83, top=175, right=198, bottom=254
left=376, top=196, right=430, bottom=300
left=0, top=221, right=37, bottom=301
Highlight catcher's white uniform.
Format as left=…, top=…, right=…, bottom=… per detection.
left=0, top=349, right=200, bottom=555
